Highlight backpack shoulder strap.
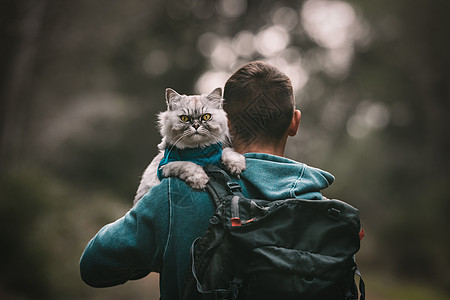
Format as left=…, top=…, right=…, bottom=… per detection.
left=204, top=164, right=244, bottom=207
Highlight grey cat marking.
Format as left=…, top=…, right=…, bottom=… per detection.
left=133, top=87, right=245, bottom=206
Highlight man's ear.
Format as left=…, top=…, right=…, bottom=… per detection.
left=288, top=110, right=301, bottom=137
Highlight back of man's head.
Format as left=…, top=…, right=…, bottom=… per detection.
left=223, top=61, right=295, bottom=147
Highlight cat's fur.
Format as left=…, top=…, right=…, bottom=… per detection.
left=133, top=87, right=245, bottom=206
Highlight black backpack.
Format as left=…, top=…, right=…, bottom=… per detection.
left=182, top=165, right=365, bottom=300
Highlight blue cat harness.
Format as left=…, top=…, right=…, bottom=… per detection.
left=157, top=143, right=223, bottom=180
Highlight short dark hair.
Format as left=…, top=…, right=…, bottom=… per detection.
left=223, top=61, right=294, bottom=146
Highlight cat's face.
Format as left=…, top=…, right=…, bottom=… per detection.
left=158, top=88, right=228, bottom=149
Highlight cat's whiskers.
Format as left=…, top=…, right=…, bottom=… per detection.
left=168, top=132, right=189, bottom=152
left=202, top=131, right=222, bottom=145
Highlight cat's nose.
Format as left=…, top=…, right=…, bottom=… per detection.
left=193, top=123, right=200, bottom=130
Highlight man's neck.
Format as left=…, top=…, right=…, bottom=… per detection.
left=234, top=142, right=286, bottom=157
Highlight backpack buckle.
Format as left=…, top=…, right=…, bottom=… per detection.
left=227, top=181, right=242, bottom=194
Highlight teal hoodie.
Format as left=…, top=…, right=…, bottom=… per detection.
left=80, top=153, right=334, bottom=299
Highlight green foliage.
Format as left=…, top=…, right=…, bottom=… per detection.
left=0, top=170, right=52, bottom=298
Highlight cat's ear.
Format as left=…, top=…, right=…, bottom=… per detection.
left=206, top=87, right=223, bottom=108
left=165, top=88, right=181, bottom=110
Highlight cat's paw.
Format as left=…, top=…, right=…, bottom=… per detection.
left=183, top=170, right=209, bottom=190
left=162, top=161, right=209, bottom=190
left=221, top=147, right=246, bottom=176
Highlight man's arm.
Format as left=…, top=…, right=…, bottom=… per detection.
left=79, top=183, right=170, bottom=287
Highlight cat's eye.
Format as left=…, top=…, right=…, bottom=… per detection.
left=201, top=113, right=211, bottom=121
left=180, top=115, right=191, bottom=122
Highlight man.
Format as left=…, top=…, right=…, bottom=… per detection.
left=80, top=61, right=335, bottom=299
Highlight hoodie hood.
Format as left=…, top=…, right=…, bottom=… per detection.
left=238, top=153, right=334, bottom=200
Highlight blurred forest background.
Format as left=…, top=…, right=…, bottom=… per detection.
left=1, top=0, right=449, bottom=299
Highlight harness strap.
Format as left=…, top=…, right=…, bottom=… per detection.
left=230, top=196, right=241, bottom=227
left=204, top=164, right=244, bottom=206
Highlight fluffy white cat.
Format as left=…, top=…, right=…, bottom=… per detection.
left=133, top=87, right=245, bottom=205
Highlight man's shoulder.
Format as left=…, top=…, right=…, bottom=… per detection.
left=145, top=177, right=212, bottom=204
left=142, top=177, right=192, bottom=198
